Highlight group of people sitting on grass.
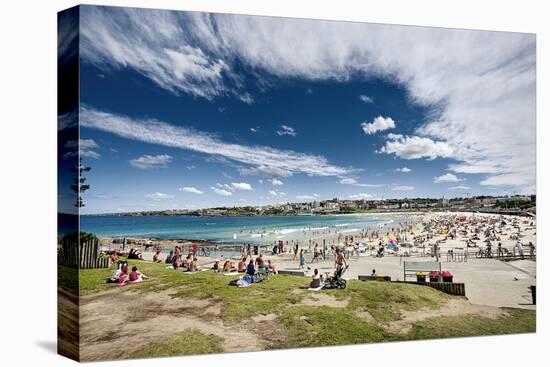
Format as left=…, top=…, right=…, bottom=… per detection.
left=154, top=246, right=202, bottom=272
left=107, top=263, right=148, bottom=286
left=211, top=253, right=277, bottom=275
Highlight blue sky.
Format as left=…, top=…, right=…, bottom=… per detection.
left=62, top=6, right=536, bottom=214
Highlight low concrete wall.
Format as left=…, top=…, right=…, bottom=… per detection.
left=358, top=275, right=392, bottom=281
left=278, top=269, right=307, bottom=276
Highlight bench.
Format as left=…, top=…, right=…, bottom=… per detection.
left=358, top=275, right=391, bottom=281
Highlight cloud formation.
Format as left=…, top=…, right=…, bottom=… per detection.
left=211, top=187, right=232, bottom=196
left=130, top=154, right=172, bottom=169
left=361, top=116, right=395, bottom=135
left=391, top=185, right=415, bottom=191
left=145, top=192, right=174, bottom=200
left=276, top=125, right=297, bottom=137
left=448, top=185, right=470, bottom=190
left=395, top=167, right=412, bottom=173
left=380, top=134, right=454, bottom=160
left=296, top=194, right=319, bottom=201
left=433, top=173, right=465, bottom=183
left=79, top=8, right=535, bottom=193
left=64, top=139, right=101, bottom=159
left=81, top=107, right=351, bottom=178
left=338, top=177, right=384, bottom=188
left=179, top=186, right=203, bottom=194
left=358, top=94, right=373, bottom=103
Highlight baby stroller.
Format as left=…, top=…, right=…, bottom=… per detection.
left=323, top=265, right=349, bottom=289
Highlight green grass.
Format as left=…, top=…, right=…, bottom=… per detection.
left=75, top=260, right=536, bottom=355
left=401, top=308, right=536, bottom=340
left=280, top=306, right=387, bottom=348
left=327, top=280, right=451, bottom=322
left=130, top=329, right=223, bottom=358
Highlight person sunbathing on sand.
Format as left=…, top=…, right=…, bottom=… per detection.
left=237, top=258, right=247, bottom=272
left=128, top=266, right=148, bottom=283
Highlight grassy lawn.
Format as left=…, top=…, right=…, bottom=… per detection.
left=280, top=305, right=387, bottom=348
left=402, top=308, right=536, bottom=340
left=130, top=329, right=223, bottom=358
left=71, top=260, right=536, bottom=356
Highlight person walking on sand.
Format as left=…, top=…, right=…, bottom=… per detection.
left=311, top=243, right=320, bottom=263
left=293, top=242, right=299, bottom=261
left=335, top=249, right=347, bottom=273
left=299, top=249, right=306, bottom=269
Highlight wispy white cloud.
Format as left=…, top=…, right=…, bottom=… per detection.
left=276, top=125, right=297, bottom=137
left=79, top=8, right=535, bottom=193
left=229, top=182, right=253, bottom=191
left=361, top=116, right=395, bottom=135
left=81, top=107, right=351, bottom=178
left=179, top=186, right=203, bottom=194
left=238, top=92, right=254, bottom=104
left=130, top=154, right=172, bottom=169
left=80, top=7, right=229, bottom=100
left=211, top=187, right=232, bottom=196
left=270, top=179, right=283, bottom=186
left=433, top=173, right=465, bottom=183
left=358, top=94, right=373, bottom=103
left=448, top=185, right=471, bottom=190
left=145, top=192, right=174, bottom=200
left=269, top=189, right=286, bottom=197
left=338, top=177, right=384, bottom=188
left=63, top=139, right=101, bottom=159
left=391, top=185, right=415, bottom=191
left=395, top=167, right=412, bottom=173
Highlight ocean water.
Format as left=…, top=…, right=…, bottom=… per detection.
left=81, top=214, right=413, bottom=246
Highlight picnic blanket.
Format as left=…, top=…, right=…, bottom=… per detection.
left=307, top=284, right=324, bottom=291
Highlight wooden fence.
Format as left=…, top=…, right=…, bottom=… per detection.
left=58, top=237, right=109, bottom=269
left=421, top=281, right=466, bottom=296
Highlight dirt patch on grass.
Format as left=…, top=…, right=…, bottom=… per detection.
left=250, top=313, right=289, bottom=349
left=386, top=298, right=509, bottom=335
left=355, top=308, right=376, bottom=322
left=299, top=293, right=349, bottom=308
left=79, top=288, right=261, bottom=361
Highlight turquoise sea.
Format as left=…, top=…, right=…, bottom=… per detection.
left=81, top=213, right=414, bottom=246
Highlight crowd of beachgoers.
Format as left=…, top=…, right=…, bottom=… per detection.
left=100, top=211, right=535, bottom=291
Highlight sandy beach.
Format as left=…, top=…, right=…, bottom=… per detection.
left=111, top=211, right=535, bottom=309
